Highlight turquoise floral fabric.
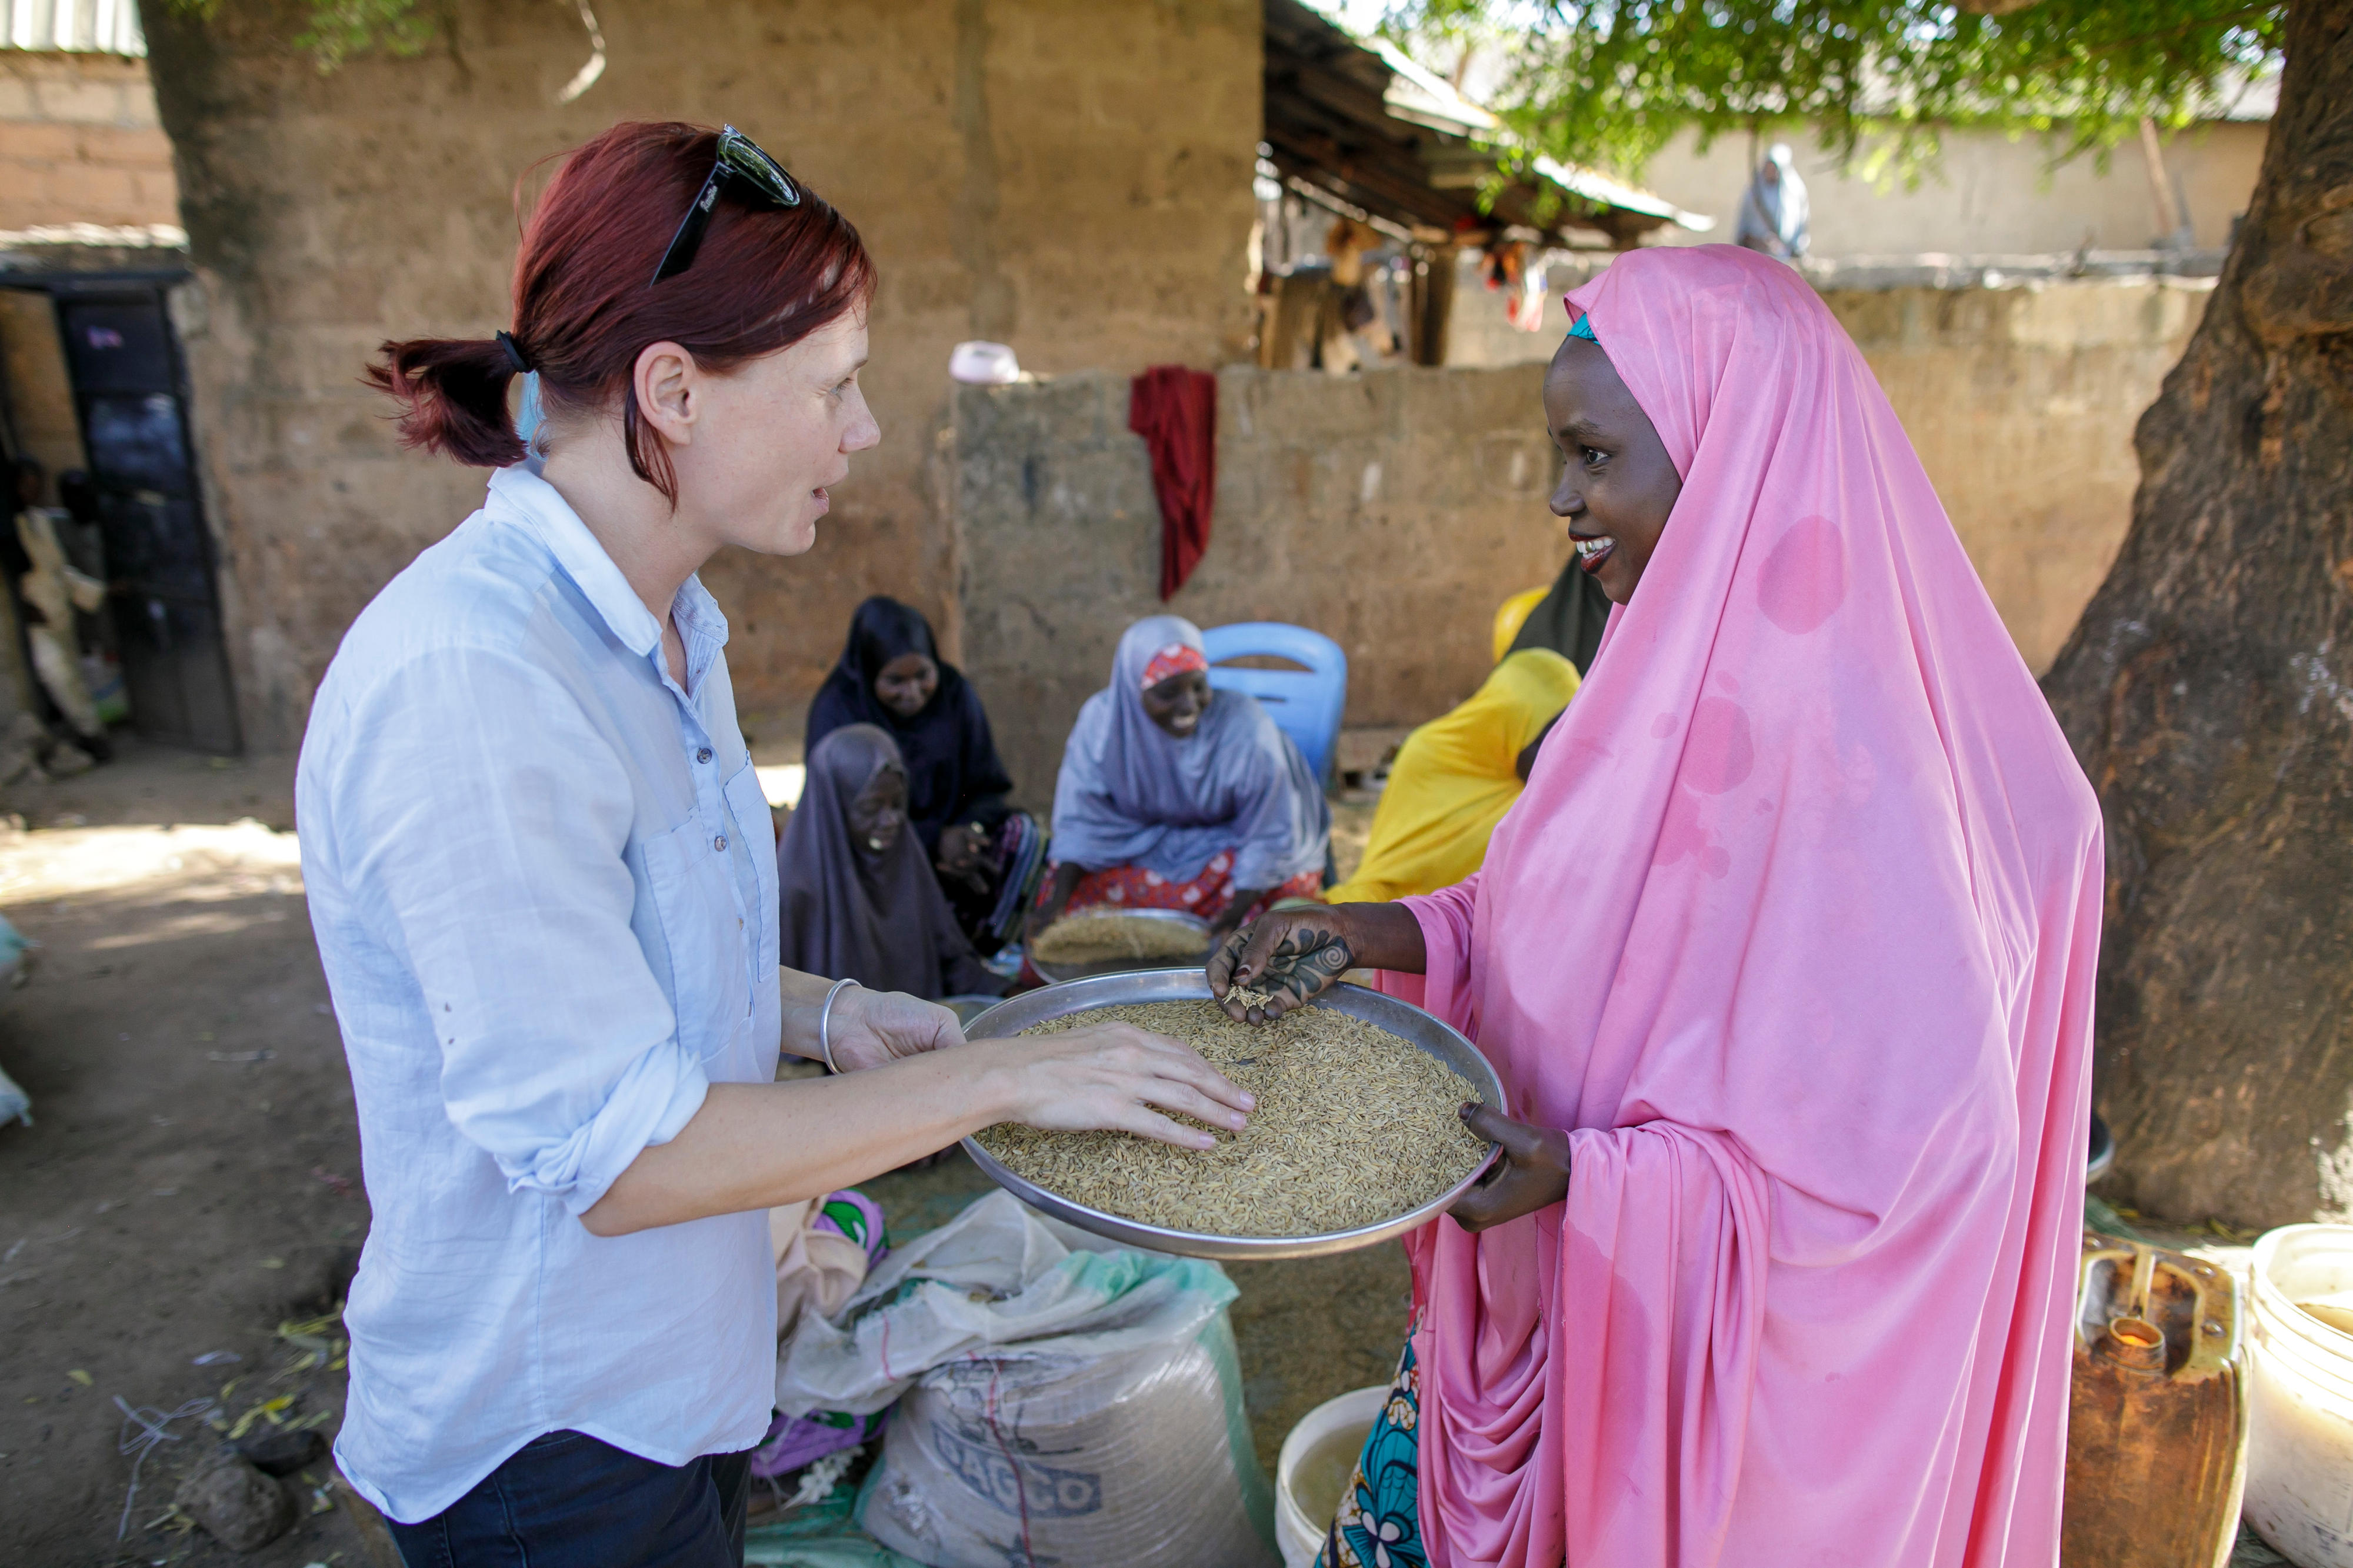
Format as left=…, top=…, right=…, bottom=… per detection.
left=1318, top=1338, right=1425, bottom=1568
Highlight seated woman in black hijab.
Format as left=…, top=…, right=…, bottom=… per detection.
left=778, top=725, right=1005, bottom=1002
left=806, top=597, right=1038, bottom=953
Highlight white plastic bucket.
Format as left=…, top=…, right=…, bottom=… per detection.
left=1275, top=1384, right=1388, bottom=1568
left=2245, top=1224, right=2353, bottom=1566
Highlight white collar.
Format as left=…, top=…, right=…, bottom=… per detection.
left=485, top=461, right=721, bottom=660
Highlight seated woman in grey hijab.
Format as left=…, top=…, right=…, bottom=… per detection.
left=778, top=725, right=1004, bottom=1001
left=1029, top=615, right=1329, bottom=949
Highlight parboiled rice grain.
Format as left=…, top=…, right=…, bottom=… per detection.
left=974, top=999, right=1489, bottom=1237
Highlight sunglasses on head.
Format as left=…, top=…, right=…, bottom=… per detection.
left=651, top=125, right=802, bottom=286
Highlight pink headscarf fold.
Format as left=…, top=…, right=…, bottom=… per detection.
left=1389, top=245, right=2098, bottom=1566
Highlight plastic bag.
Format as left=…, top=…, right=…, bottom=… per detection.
left=742, top=1484, right=924, bottom=1568
left=776, top=1189, right=1278, bottom=1568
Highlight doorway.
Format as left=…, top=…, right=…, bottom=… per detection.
left=39, top=281, right=239, bottom=753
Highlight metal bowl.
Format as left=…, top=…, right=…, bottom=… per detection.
left=1025, top=908, right=1214, bottom=985
left=941, top=993, right=1009, bottom=1029
left=959, top=970, right=1504, bottom=1260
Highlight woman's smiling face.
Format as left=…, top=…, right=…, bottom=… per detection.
left=848, top=766, right=908, bottom=856
left=873, top=652, right=938, bottom=719
left=1140, top=670, right=1211, bottom=738
left=1544, top=336, right=1682, bottom=605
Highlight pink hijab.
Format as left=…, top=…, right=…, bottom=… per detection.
left=1389, top=245, right=2099, bottom=1566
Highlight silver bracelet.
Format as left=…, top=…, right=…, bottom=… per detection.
left=817, top=977, right=860, bottom=1074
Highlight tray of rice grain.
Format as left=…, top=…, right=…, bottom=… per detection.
left=962, top=971, right=1504, bottom=1259
left=1025, top=909, right=1214, bottom=983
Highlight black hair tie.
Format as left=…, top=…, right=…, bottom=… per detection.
left=495, top=330, right=532, bottom=375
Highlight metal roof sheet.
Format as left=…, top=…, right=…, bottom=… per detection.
left=4, top=0, right=145, bottom=56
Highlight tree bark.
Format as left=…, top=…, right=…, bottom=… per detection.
left=2042, top=0, right=2353, bottom=1226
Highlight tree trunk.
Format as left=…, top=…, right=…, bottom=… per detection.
left=2041, top=0, right=2353, bottom=1227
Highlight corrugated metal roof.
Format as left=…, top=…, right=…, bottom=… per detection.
left=1264, top=0, right=1709, bottom=247
left=5, top=0, right=145, bottom=56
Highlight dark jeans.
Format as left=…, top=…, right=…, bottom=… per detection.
left=387, top=1430, right=750, bottom=1568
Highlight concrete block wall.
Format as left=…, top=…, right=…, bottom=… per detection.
left=139, top=0, right=1259, bottom=751
left=1638, top=120, right=2268, bottom=257
left=951, top=273, right=2208, bottom=803
left=0, top=51, right=179, bottom=231
left=1825, top=276, right=2210, bottom=671
left=952, top=363, right=1565, bottom=803
left=126, top=1, right=2203, bottom=759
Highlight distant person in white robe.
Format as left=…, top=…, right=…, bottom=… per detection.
left=1735, top=142, right=1811, bottom=261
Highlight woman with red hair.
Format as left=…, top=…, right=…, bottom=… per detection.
left=299, top=123, right=1251, bottom=1566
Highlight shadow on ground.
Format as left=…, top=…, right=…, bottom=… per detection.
left=0, top=744, right=381, bottom=1566
left=0, top=742, right=1401, bottom=1562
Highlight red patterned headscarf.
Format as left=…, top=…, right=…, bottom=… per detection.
left=1139, top=642, right=1208, bottom=691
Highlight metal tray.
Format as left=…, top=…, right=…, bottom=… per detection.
left=1025, top=908, right=1214, bottom=985
left=959, top=970, right=1504, bottom=1260
left=940, top=993, right=1008, bottom=1029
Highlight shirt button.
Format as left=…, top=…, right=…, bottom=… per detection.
left=714, top=835, right=728, bottom=852
left=696, top=748, right=712, bottom=764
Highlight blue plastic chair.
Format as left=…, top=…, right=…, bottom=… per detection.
left=1200, top=622, right=1348, bottom=785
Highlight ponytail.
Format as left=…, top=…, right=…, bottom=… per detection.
left=362, top=336, right=528, bottom=469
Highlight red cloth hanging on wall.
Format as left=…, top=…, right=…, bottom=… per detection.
left=1128, top=366, right=1217, bottom=600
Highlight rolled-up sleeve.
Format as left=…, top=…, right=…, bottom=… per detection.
left=326, top=646, right=704, bottom=1216
left=1399, top=873, right=1481, bottom=1031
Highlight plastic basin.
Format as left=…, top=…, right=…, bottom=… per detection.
left=2246, top=1224, right=2353, bottom=1566
left=1275, top=1384, right=1388, bottom=1568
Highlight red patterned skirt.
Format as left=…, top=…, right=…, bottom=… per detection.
left=1045, top=848, right=1324, bottom=928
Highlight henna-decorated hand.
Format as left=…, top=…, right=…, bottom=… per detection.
left=1208, top=908, right=1358, bottom=1023
left=1447, top=1105, right=1572, bottom=1232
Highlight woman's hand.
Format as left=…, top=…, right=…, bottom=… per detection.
left=995, top=1022, right=1255, bottom=1150
left=1208, top=908, right=1354, bottom=1022
left=1208, top=901, right=1427, bottom=1023
left=590, top=1016, right=1251, bottom=1236
left=1207, top=886, right=1275, bottom=946
left=1447, top=1105, right=1571, bottom=1232
left=824, top=985, right=961, bottom=1073
left=936, top=823, right=991, bottom=891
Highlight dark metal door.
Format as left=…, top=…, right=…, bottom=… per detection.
left=56, top=291, right=240, bottom=753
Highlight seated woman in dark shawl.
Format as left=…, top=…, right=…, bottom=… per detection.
left=806, top=596, right=1036, bottom=953
left=778, top=725, right=1004, bottom=1001
left=1031, top=615, right=1329, bottom=946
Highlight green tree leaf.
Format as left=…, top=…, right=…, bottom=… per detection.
left=1378, top=0, right=2284, bottom=183
left=162, top=0, right=436, bottom=74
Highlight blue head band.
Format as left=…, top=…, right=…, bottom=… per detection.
left=1566, top=313, right=1598, bottom=342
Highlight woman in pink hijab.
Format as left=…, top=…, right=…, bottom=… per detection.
left=1212, top=244, right=2099, bottom=1567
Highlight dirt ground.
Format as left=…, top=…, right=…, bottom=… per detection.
left=0, top=742, right=392, bottom=1567
left=0, top=739, right=2312, bottom=1567
left=0, top=739, right=1400, bottom=1566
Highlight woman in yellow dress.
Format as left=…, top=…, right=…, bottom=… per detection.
left=1324, top=647, right=1579, bottom=904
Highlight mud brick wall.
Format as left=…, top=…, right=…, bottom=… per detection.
left=1824, top=277, right=2211, bottom=673
left=949, top=275, right=2211, bottom=804
left=139, top=0, right=1260, bottom=750
left=0, top=51, right=179, bottom=232
left=951, top=364, right=1567, bottom=803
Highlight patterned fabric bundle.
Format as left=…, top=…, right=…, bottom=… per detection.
left=750, top=1190, right=889, bottom=1481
